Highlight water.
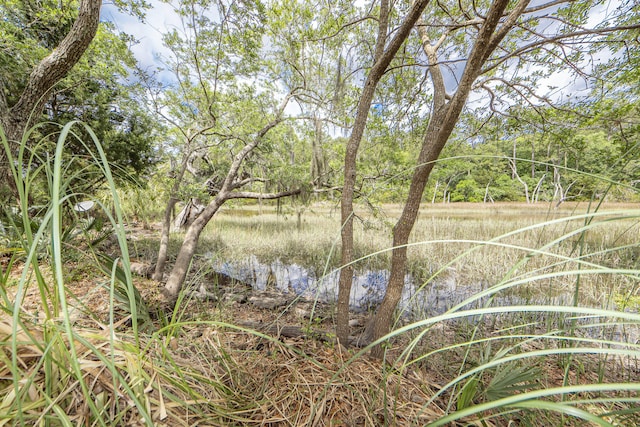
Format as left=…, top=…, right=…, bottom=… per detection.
left=207, top=254, right=562, bottom=318
left=206, top=254, right=640, bottom=344
left=213, top=255, right=390, bottom=311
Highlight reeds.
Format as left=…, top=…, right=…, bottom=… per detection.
left=198, top=201, right=640, bottom=424
left=1, top=122, right=638, bottom=425
left=0, top=123, right=251, bottom=425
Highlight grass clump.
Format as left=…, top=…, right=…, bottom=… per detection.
left=0, top=124, right=448, bottom=426
left=1, top=122, right=639, bottom=426
left=194, top=200, right=640, bottom=425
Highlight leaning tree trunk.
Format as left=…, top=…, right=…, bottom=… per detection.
left=163, top=195, right=225, bottom=297
left=0, top=0, right=102, bottom=199
left=162, top=91, right=296, bottom=300
left=336, top=0, right=432, bottom=347
left=162, top=185, right=302, bottom=298
left=153, top=148, right=191, bottom=281
left=365, top=0, right=520, bottom=358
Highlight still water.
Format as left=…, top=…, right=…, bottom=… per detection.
left=207, top=254, right=571, bottom=319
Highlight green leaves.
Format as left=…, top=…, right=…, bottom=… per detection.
left=483, top=363, right=541, bottom=402
left=0, top=0, right=158, bottom=197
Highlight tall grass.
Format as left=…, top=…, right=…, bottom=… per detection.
left=370, top=206, right=640, bottom=425
left=0, top=121, right=166, bottom=423
left=2, top=121, right=638, bottom=426
left=0, top=123, right=271, bottom=425
left=198, top=201, right=640, bottom=424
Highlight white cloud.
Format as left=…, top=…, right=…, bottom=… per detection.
left=101, top=2, right=181, bottom=74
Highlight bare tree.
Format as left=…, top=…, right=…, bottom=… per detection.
left=0, top=0, right=101, bottom=197
left=509, top=157, right=531, bottom=203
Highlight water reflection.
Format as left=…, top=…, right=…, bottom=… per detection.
left=214, top=255, right=389, bottom=311
left=206, top=254, right=638, bottom=343
left=209, top=254, right=540, bottom=318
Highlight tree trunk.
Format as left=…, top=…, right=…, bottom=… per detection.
left=164, top=195, right=225, bottom=298
left=512, top=139, right=517, bottom=179
left=311, top=113, right=326, bottom=189
left=366, top=0, right=518, bottom=358
left=336, top=0, right=432, bottom=347
left=162, top=185, right=302, bottom=298
left=153, top=196, right=179, bottom=281
left=531, top=139, right=536, bottom=179
left=0, top=0, right=102, bottom=199
left=337, top=76, right=382, bottom=345
left=154, top=149, right=190, bottom=281
left=163, top=92, right=296, bottom=299
left=510, top=159, right=530, bottom=203
left=363, top=109, right=449, bottom=354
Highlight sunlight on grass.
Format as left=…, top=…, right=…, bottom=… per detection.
left=1, top=122, right=638, bottom=425
left=199, top=201, right=640, bottom=425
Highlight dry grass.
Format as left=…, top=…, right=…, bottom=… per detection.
left=198, top=201, right=640, bottom=306
left=0, top=255, right=450, bottom=426
left=2, top=254, right=638, bottom=426
left=2, top=201, right=638, bottom=426
left=174, top=326, right=445, bottom=426
left=0, top=302, right=447, bottom=426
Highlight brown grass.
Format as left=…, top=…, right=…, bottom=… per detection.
left=1, top=255, right=452, bottom=426
left=0, top=306, right=448, bottom=426
left=2, top=202, right=638, bottom=426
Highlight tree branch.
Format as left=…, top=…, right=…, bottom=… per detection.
left=307, top=15, right=378, bottom=43
left=225, top=188, right=302, bottom=200
left=522, top=0, right=576, bottom=15
left=7, top=0, right=101, bottom=132
left=229, top=177, right=267, bottom=190
left=482, top=24, right=640, bottom=75
left=374, top=0, right=389, bottom=62
left=485, top=0, right=531, bottom=61
left=417, top=18, right=448, bottom=110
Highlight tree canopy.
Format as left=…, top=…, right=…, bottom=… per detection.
left=0, top=0, right=157, bottom=200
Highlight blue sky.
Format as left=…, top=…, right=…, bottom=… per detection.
left=100, top=0, right=616, bottom=108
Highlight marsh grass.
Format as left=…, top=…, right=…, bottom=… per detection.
left=196, top=200, right=640, bottom=424
left=0, top=124, right=451, bottom=426
left=1, top=120, right=639, bottom=425
left=201, top=201, right=639, bottom=307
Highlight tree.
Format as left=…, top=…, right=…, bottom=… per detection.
left=0, top=0, right=102, bottom=198
left=334, top=0, right=640, bottom=357
left=335, top=0, right=433, bottom=346
left=146, top=0, right=307, bottom=297
left=40, top=26, right=158, bottom=192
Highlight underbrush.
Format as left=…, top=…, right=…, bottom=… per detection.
left=1, top=123, right=639, bottom=425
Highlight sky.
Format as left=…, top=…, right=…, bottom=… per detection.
left=101, top=1, right=182, bottom=81
left=100, top=0, right=618, bottom=112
